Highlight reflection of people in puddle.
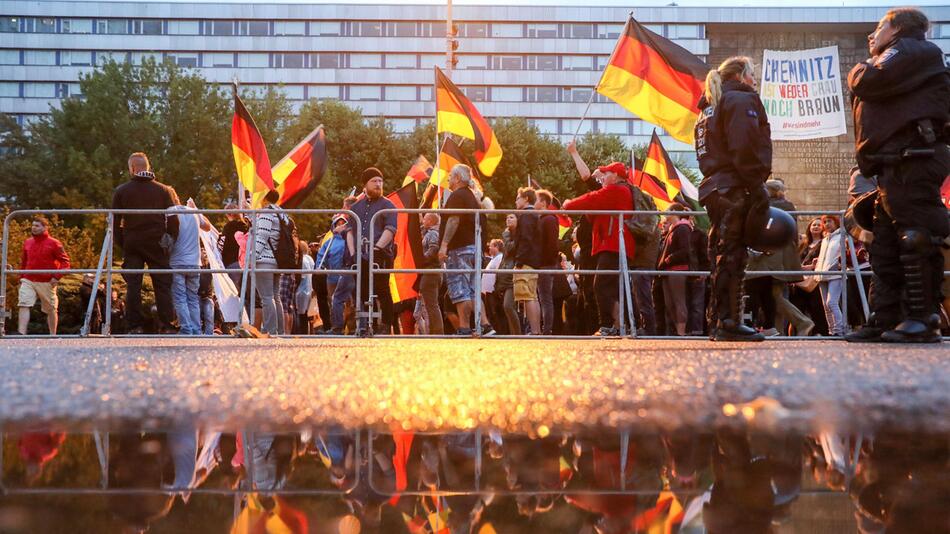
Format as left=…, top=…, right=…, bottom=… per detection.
left=108, top=433, right=176, bottom=532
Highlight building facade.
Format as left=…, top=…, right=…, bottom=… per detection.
left=1, top=2, right=948, bottom=211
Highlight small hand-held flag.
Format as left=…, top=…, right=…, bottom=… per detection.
left=435, top=66, right=503, bottom=176
left=403, top=155, right=434, bottom=186
left=273, top=126, right=328, bottom=209
left=231, top=90, right=274, bottom=208
left=387, top=181, right=425, bottom=303
left=596, top=17, right=709, bottom=144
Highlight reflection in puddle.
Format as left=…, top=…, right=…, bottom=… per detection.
left=0, top=427, right=947, bottom=533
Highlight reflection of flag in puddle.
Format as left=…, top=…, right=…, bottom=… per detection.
left=230, top=494, right=308, bottom=534
left=631, top=490, right=684, bottom=534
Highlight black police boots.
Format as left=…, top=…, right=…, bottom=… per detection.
left=844, top=313, right=893, bottom=343
left=712, top=280, right=764, bottom=342
left=881, top=228, right=942, bottom=344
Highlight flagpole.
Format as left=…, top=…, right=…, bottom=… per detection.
left=433, top=67, right=442, bottom=208
left=232, top=78, right=245, bottom=210
left=572, top=87, right=598, bottom=143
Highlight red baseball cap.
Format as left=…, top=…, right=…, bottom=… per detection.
left=596, top=162, right=628, bottom=180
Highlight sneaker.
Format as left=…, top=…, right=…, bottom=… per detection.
left=593, top=327, right=620, bottom=337
left=455, top=328, right=474, bottom=336
left=760, top=327, right=780, bottom=337
left=479, top=325, right=496, bottom=337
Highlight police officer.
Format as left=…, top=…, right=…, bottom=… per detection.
left=694, top=56, right=772, bottom=342
left=846, top=8, right=950, bottom=343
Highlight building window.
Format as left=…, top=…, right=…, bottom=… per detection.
left=239, top=84, right=268, bottom=99
left=644, top=24, right=664, bottom=35
left=274, top=53, right=305, bottom=68
left=667, top=24, right=702, bottom=39
left=308, top=85, right=339, bottom=100
left=563, top=87, right=593, bottom=103
left=526, top=23, right=557, bottom=38
left=389, top=118, right=417, bottom=133
left=491, top=87, right=521, bottom=102
left=528, top=119, right=558, bottom=134
left=526, top=87, right=557, bottom=102
left=459, top=23, right=487, bottom=38
left=24, top=50, right=56, bottom=65
left=277, top=85, right=305, bottom=100
left=209, top=20, right=234, bottom=36
left=204, top=52, right=234, bottom=67
left=386, top=54, right=416, bottom=69
left=274, top=21, right=305, bottom=36
left=238, top=21, right=269, bottom=36
left=491, top=23, right=522, bottom=38
left=562, top=56, right=594, bottom=71
left=0, top=82, right=19, bottom=97
left=934, top=23, right=950, bottom=38
left=597, top=24, right=623, bottom=39
left=67, top=83, right=83, bottom=98
left=564, top=23, right=593, bottom=39
left=350, top=53, right=382, bottom=69
left=420, top=86, right=433, bottom=101
left=389, top=22, right=416, bottom=37
left=632, top=120, right=656, bottom=135
left=459, top=55, right=488, bottom=70
left=385, top=86, right=417, bottom=101
left=61, top=50, right=93, bottom=66
left=130, top=52, right=162, bottom=65
left=167, top=53, right=198, bottom=68
left=420, top=55, right=442, bottom=70
left=96, top=51, right=125, bottom=65
left=167, top=20, right=199, bottom=35
left=349, top=86, right=381, bottom=101
left=23, top=83, right=56, bottom=98
left=600, top=120, right=629, bottom=135
left=311, top=53, right=341, bottom=69
left=0, top=50, right=20, bottom=65
left=353, top=21, right=381, bottom=37
left=62, top=19, right=93, bottom=34
left=0, top=17, right=18, bottom=32
left=462, top=86, right=487, bottom=102
left=97, top=19, right=129, bottom=34
left=527, top=56, right=558, bottom=71
left=24, top=18, right=56, bottom=33
left=132, top=19, right=163, bottom=35
left=596, top=55, right=610, bottom=70
left=562, top=119, right=592, bottom=135
left=237, top=53, right=269, bottom=68
left=492, top=55, right=522, bottom=70
left=311, top=21, right=341, bottom=36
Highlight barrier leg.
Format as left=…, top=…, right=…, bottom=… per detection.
left=103, top=214, right=114, bottom=336
left=81, top=226, right=112, bottom=337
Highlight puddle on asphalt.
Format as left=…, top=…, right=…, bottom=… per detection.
left=0, top=425, right=946, bottom=533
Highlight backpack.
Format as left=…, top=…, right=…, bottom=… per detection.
left=624, top=184, right=660, bottom=242
left=271, top=213, right=300, bottom=270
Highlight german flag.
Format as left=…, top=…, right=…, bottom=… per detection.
left=232, top=91, right=274, bottom=208
left=429, top=137, right=467, bottom=189
left=273, top=126, right=328, bottom=209
left=630, top=153, right=674, bottom=210
left=387, top=182, right=424, bottom=303
left=435, top=66, right=503, bottom=176
left=402, top=155, right=433, bottom=187
left=597, top=17, right=709, bottom=144
left=420, top=183, right=441, bottom=210
left=643, top=130, right=683, bottom=204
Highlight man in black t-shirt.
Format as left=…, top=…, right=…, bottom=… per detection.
left=438, top=164, right=483, bottom=336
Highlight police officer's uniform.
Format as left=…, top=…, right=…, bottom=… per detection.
left=847, top=28, right=950, bottom=343
left=695, top=79, right=773, bottom=341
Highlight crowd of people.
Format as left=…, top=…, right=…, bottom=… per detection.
left=7, top=8, right=948, bottom=343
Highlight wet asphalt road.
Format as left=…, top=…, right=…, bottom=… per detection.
left=0, top=338, right=947, bottom=434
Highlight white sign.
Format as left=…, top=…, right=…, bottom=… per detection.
left=760, top=46, right=847, bottom=140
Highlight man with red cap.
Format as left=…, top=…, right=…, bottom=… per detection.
left=563, top=162, right=635, bottom=336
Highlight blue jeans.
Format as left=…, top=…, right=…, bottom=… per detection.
left=446, top=245, right=477, bottom=304
left=331, top=272, right=355, bottom=331
left=255, top=261, right=284, bottom=335
left=171, top=270, right=201, bottom=335
left=200, top=296, right=214, bottom=335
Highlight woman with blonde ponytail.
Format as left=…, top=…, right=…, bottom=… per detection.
left=694, top=55, right=773, bottom=341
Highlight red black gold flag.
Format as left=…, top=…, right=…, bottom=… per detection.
left=387, top=182, right=425, bottom=303
left=273, top=126, right=328, bottom=209
left=232, top=91, right=274, bottom=207
left=435, top=66, right=503, bottom=176
left=643, top=130, right=683, bottom=204
left=430, top=137, right=472, bottom=189
left=402, top=155, right=434, bottom=187
left=597, top=17, right=709, bottom=144
left=630, top=153, right=674, bottom=209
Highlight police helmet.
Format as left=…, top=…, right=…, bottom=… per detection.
left=844, top=190, right=876, bottom=244
left=745, top=207, right=797, bottom=252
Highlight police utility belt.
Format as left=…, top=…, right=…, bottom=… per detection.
left=865, top=119, right=946, bottom=165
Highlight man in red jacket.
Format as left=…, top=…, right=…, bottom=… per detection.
left=563, top=162, right=635, bottom=336
left=17, top=216, right=71, bottom=335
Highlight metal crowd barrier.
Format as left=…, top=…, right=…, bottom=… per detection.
left=369, top=207, right=868, bottom=339
left=0, top=205, right=873, bottom=339
left=0, top=208, right=361, bottom=337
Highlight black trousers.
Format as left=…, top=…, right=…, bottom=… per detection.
left=702, top=187, right=762, bottom=324
left=313, top=273, right=331, bottom=330
left=121, top=238, right=174, bottom=330
left=869, top=144, right=950, bottom=324
left=359, top=257, right=393, bottom=330
left=594, top=251, right=621, bottom=329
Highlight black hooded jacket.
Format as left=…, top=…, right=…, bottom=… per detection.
left=694, top=79, right=772, bottom=201
left=111, top=171, right=179, bottom=245
left=848, top=33, right=950, bottom=176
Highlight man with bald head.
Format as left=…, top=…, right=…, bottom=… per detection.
left=112, top=152, right=180, bottom=333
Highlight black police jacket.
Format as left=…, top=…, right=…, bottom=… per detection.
left=694, top=79, right=772, bottom=201
left=848, top=34, right=950, bottom=175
